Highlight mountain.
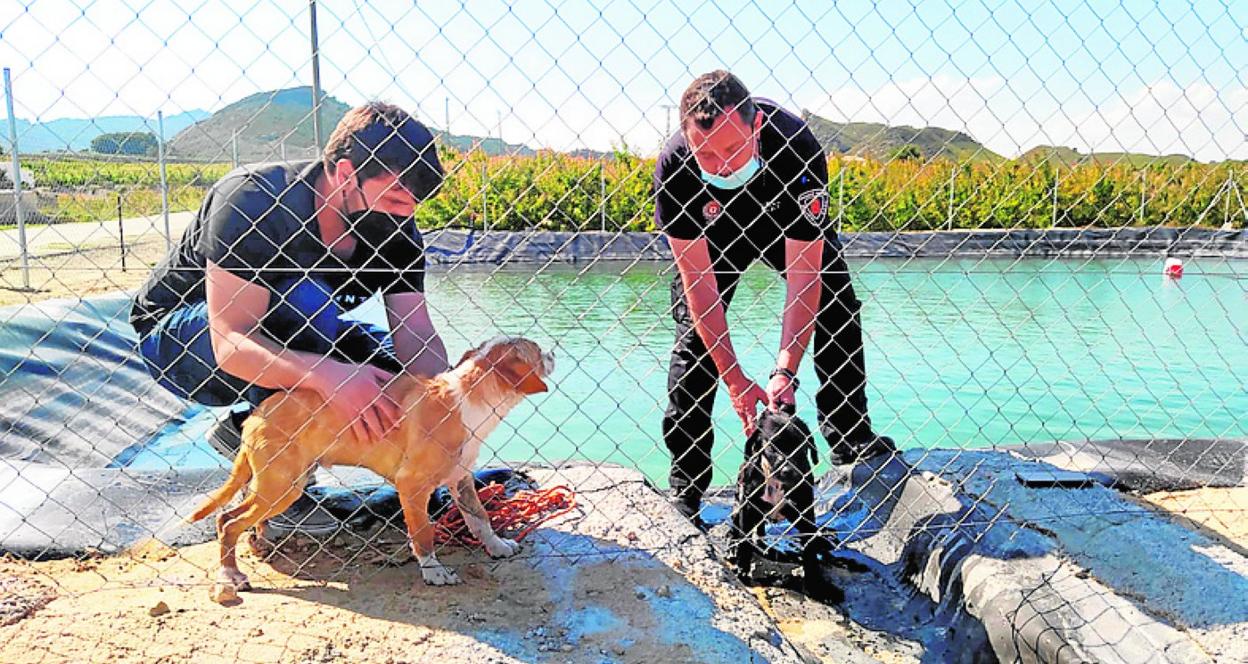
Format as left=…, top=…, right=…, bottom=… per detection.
left=169, top=87, right=350, bottom=162
left=1019, top=145, right=1195, bottom=167
left=10, top=111, right=209, bottom=153
left=168, top=87, right=574, bottom=161
left=801, top=111, right=1002, bottom=162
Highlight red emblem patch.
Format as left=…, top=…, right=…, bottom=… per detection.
left=703, top=200, right=723, bottom=222
left=798, top=189, right=829, bottom=223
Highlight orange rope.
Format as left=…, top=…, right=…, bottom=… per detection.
left=434, top=484, right=577, bottom=546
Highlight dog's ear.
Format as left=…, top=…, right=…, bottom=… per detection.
left=495, top=359, right=548, bottom=394
left=456, top=348, right=476, bottom=367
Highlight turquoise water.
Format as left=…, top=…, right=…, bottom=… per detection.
left=134, top=256, right=1248, bottom=488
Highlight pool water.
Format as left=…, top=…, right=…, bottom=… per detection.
left=131, top=256, right=1248, bottom=488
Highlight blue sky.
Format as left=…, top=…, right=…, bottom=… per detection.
left=1, top=0, right=1245, bottom=159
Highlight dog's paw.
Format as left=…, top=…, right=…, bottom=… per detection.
left=420, top=562, right=462, bottom=586
left=211, top=567, right=250, bottom=605
left=484, top=535, right=520, bottom=559
left=216, top=566, right=251, bottom=591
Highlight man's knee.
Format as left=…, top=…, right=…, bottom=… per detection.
left=138, top=304, right=253, bottom=408
left=263, top=276, right=343, bottom=354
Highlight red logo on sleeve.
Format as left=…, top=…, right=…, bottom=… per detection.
left=798, top=189, right=829, bottom=223
left=702, top=200, right=723, bottom=222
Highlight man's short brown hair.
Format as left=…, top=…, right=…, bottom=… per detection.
left=323, top=102, right=443, bottom=201
left=680, top=70, right=755, bottom=131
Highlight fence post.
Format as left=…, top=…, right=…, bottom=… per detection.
left=157, top=110, right=171, bottom=250
left=3, top=67, right=29, bottom=291
left=600, top=161, right=606, bottom=233
left=308, top=0, right=324, bottom=151
left=1052, top=169, right=1059, bottom=228
left=836, top=164, right=845, bottom=235
left=1225, top=170, right=1233, bottom=229
left=1138, top=170, right=1145, bottom=226
left=231, top=130, right=239, bottom=168
left=947, top=165, right=956, bottom=230
left=117, top=192, right=127, bottom=272
left=481, top=161, right=488, bottom=231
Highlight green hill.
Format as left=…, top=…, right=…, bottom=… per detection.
left=169, top=87, right=349, bottom=162
left=169, top=86, right=586, bottom=162
left=800, top=111, right=1002, bottom=162
left=1019, top=145, right=1195, bottom=167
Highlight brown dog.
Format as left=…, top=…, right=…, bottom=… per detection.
left=189, top=336, right=555, bottom=598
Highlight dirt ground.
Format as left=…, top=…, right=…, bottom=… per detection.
left=0, top=235, right=164, bottom=307
left=1141, top=486, right=1248, bottom=550
left=0, top=466, right=805, bottom=664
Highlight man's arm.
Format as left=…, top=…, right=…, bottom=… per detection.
left=768, top=237, right=824, bottom=408
left=205, top=262, right=397, bottom=441
left=384, top=291, right=448, bottom=377
left=669, top=235, right=767, bottom=432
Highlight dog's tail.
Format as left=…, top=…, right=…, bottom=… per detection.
left=188, top=450, right=253, bottom=522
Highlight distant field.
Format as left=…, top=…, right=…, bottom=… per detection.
left=7, top=153, right=1245, bottom=232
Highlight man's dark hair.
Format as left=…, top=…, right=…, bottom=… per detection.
left=323, top=101, right=444, bottom=201
left=680, top=70, right=755, bottom=131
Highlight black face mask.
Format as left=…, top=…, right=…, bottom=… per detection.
left=345, top=210, right=410, bottom=252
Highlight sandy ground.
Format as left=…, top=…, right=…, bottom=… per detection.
left=1141, top=486, right=1248, bottom=550
left=0, top=235, right=164, bottom=307
left=0, top=466, right=808, bottom=664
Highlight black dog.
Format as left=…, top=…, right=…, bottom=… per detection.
left=728, top=407, right=844, bottom=603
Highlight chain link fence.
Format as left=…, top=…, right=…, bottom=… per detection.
left=0, top=1, right=1245, bottom=662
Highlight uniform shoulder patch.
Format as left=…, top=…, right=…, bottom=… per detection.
left=797, top=189, right=828, bottom=223
left=702, top=199, right=724, bottom=222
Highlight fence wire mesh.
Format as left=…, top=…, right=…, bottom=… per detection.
left=0, top=1, right=1246, bottom=662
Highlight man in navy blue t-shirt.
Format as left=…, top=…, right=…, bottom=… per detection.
left=654, top=71, right=895, bottom=526
left=131, top=102, right=446, bottom=534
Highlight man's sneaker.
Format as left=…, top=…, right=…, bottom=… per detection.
left=206, top=407, right=251, bottom=458
left=264, top=492, right=342, bottom=537
left=827, top=434, right=897, bottom=466
left=669, top=494, right=709, bottom=533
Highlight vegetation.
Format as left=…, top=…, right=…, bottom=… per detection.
left=13, top=152, right=1246, bottom=232
left=90, top=132, right=159, bottom=156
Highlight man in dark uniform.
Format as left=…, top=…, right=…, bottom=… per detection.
left=654, top=71, right=895, bottom=526
left=131, top=102, right=447, bottom=534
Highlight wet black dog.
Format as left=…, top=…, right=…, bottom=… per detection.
left=728, top=407, right=844, bottom=603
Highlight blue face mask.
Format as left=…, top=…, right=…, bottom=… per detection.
left=700, top=155, right=761, bottom=190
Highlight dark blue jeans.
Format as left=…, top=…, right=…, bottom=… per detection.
left=138, top=277, right=400, bottom=409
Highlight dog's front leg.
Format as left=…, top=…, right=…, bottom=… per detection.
left=396, top=472, right=460, bottom=586
left=450, top=473, right=520, bottom=559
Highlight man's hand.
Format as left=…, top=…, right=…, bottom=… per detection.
left=765, top=372, right=797, bottom=412
left=725, top=374, right=767, bottom=436
left=312, top=362, right=399, bottom=444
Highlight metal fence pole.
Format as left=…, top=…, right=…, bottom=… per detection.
left=157, top=110, right=171, bottom=250
left=481, top=161, right=488, bottom=231
left=1052, top=169, right=1059, bottom=227
left=3, top=67, right=29, bottom=290
left=231, top=129, right=239, bottom=168
left=948, top=165, right=956, bottom=230
left=117, top=192, right=127, bottom=272
left=1139, top=170, right=1145, bottom=226
left=600, top=161, right=606, bottom=232
left=308, top=0, right=324, bottom=151
left=836, top=164, right=845, bottom=235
